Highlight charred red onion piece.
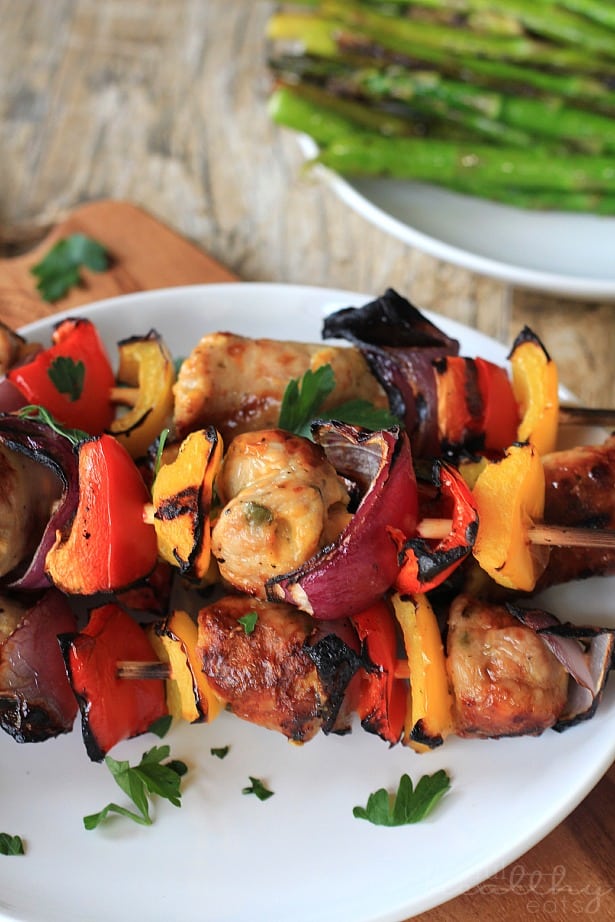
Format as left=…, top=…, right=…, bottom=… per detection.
left=322, top=288, right=459, bottom=458
left=507, top=604, right=614, bottom=728
left=267, top=422, right=418, bottom=620
left=0, top=589, right=78, bottom=742
left=0, top=414, right=80, bottom=589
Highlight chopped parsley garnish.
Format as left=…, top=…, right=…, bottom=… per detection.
left=148, top=714, right=173, bottom=738
left=47, top=355, right=85, bottom=401
left=238, top=611, right=258, bottom=635
left=31, top=233, right=110, bottom=302
left=210, top=746, right=230, bottom=759
left=242, top=777, right=274, bottom=801
left=278, top=364, right=336, bottom=437
left=278, top=364, right=400, bottom=438
left=83, top=745, right=188, bottom=829
left=353, top=770, right=451, bottom=826
left=0, top=833, right=25, bottom=856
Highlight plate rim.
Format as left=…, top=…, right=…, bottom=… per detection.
left=297, top=136, right=615, bottom=300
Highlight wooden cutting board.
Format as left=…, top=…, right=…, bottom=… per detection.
left=0, top=199, right=237, bottom=329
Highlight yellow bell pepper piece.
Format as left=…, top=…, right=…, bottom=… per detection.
left=472, top=442, right=549, bottom=591
left=110, top=331, right=176, bottom=459
left=152, top=428, right=223, bottom=581
left=391, top=592, right=454, bottom=753
left=147, top=609, right=223, bottom=724
left=509, top=328, right=559, bottom=456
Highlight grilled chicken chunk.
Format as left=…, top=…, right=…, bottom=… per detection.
left=173, top=332, right=386, bottom=442
left=211, top=429, right=350, bottom=598
left=446, top=594, right=569, bottom=738
left=538, top=435, right=615, bottom=587
left=196, top=595, right=359, bottom=742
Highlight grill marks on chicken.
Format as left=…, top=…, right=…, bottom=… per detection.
left=446, top=595, right=569, bottom=738
left=173, top=332, right=386, bottom=442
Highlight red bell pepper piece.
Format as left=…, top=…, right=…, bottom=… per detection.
left=351, top=600, right=406, bottom=745
left=8, top=317, right=115, bottom=434
left=474, top=357, right=519, bottom=454
left=45, top=433, right=159, bottom=594
left=396, top=460, right=479, bottom=595
left=60, top=603, right=168, bottom=762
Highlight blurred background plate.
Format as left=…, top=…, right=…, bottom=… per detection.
left=299, top=137, right=615, bottom=300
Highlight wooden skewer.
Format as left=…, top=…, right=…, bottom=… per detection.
left=416, top=518, right=615, bottom=549
left=117, top=660, right=170, bottom=680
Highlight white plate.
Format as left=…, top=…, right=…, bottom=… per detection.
left=2, top=283, right=613, bottom=922
left=299, top=136, right=615, bottom=299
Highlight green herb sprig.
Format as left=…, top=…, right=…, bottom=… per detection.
left=47, top=355, right=85, bottom=401
left=238, top=611, right=258, bottom=635
left=18, top=404, right=89, bottom=445
left=278, top=363, right=399, bottom=438
left=353, top=770, right=451, bottom=826
left=31, top=234, right=110, bottom=302
left=0, top=833, right=25, bottom=856
left=242, top=777, right=274, bottom=801
left=84, top=745, right=188, bottom=830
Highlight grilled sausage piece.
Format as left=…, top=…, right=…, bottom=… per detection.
left=539, top=434, right=615, bottom=587
left=173, top=332, right=386, bottom=442
left=446, top=594, right=569, bottom=738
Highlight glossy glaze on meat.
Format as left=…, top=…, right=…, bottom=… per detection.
left=539, top=435, right=615, bottom=587
left=446, top=594, right=569, bottom=738
left=196, top=595, right=358, bottom=742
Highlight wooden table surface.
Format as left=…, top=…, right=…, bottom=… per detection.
left=1, top=3, right=613, bottom=920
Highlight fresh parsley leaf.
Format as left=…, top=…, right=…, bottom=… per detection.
left=18, top=405, right=89, bottom=445
left=153, top=427, right=170, bottom=480
left=242, top=777, right=274, bottom=801
left=322, top=398, right=401, bottom=431
left=238, top=611, right=258, bottom=635
left=148, top=714, right=173, bottom=738
left=31, top=233, right=110, bottom=302
left=278, top=364, right=336, bottom=437
left=278, top=364, right=400, bottom=437
left=353, top=770, right=450, bottom=826
left=83, top=744, right=188, bottom=830
left=211, top=745, right=230, bottom=759
left=0, top=833, right=25, bottom=856
left=47, top=355, right=85, bottom=401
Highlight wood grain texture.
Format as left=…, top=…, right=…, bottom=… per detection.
left=0, top=3, right=614, bottom=920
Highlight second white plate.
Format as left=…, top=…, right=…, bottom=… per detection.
left=299, top=137, right=615, bottom=299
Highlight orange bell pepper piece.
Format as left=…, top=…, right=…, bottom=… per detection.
left=509, top=327, right=559, bottom=456
left=147, top=609, right=223, bottom=724
left=391, top=592, right=454, bottom=752
left=109, top=330, right=176, bottom=459
left=152, top=427, right=224, bottom=581
left=472, top=441, right=549, bottom=591
left=45, top=434, right=159, bottom=594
